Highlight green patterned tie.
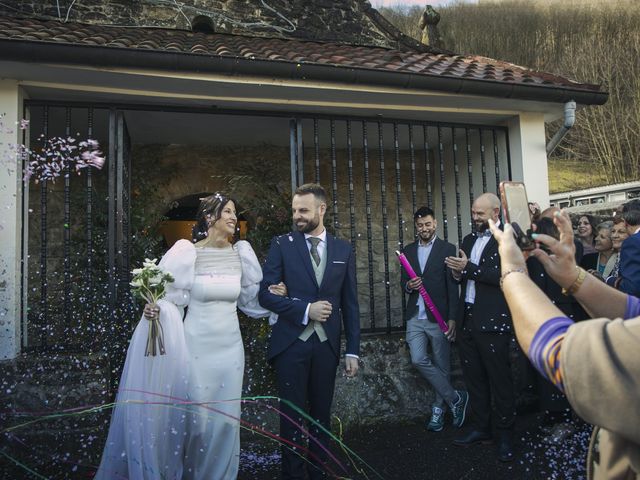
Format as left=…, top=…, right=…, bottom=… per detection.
left=308, top=237, right=321, bottom=266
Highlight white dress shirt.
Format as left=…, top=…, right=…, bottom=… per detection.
left=416, top=237, right=436, bottom=320
left=465, top=220, right=500, bottom=304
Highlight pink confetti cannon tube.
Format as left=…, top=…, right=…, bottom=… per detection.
left=395, top=251, right=449, bottom=334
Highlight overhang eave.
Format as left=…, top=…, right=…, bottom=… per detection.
left=0, top=39, right=608, bottom=108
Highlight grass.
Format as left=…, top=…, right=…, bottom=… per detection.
left=547, top=159, right=610, bottom=193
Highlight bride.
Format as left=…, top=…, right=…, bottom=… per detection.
left=95, top=193, right=283, bottom=480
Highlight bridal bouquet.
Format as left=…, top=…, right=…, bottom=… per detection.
left=130, top=258, right=175, bottom=356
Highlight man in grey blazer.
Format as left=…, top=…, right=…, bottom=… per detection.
left=401, top=206, right=469, bottom=432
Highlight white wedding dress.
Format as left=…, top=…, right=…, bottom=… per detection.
left=95, top=239, right=270, bottom=480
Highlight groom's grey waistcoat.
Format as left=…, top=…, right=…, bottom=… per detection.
left=299, top=245, right=328, bottom=342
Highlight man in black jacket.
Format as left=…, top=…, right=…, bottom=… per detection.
left=401, top=207, right=469, bottom=432
left=445, top=193, right=516, bottom=462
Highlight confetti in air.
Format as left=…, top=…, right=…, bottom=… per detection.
left=0, top=114, right=106, bottom=184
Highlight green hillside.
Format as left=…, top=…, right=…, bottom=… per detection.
left=547, top=159, right=610, bottom=194
left=381, top=0, right=640, bottom=190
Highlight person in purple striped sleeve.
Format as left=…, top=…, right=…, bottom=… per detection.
left=487, top=210, right=639, bottom=480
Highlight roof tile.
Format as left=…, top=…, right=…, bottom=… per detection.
left=0, top=16, right=602, bottom=93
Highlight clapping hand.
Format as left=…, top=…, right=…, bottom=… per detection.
left=444, top=249, right=468, bottom=280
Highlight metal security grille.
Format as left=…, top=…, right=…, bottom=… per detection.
left=20, top=101, right=511, bottom=352
left=22, top=103, right=133, bottom=353
left=291, top=117, right=511, bottom=333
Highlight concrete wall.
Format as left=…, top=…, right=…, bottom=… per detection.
left=507, top=113, right=549, bottom=208
left=0, top=80, right=25, bottom=360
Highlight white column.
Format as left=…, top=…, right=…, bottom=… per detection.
left=507, top=112, right=550, bottom=208
left=0, top=80, right=25, bottom=360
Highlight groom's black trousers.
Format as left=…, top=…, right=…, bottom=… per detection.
left=273, top=333, right=339, bottom=480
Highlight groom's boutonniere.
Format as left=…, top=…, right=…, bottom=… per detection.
left=130, top=259, right=175, bottom=356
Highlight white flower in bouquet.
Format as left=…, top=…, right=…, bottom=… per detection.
left=143, top=258, right=159, bottom=268
left=130, top=258, right=175, bottom=356
left=130, top=258, right=174, bottom=305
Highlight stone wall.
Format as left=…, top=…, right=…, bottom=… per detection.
left=332, top=333, right=466, bottom=428
left=0, top=0, right=396, bottom=47
left=0, top=332, right=525, bottom=471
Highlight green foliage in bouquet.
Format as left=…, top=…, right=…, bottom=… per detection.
left=130, top=258, right=175, bottom=305
left=130, top=258, right=175, bottom=357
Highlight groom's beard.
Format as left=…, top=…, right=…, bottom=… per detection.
left=295, top=215, right=320, bottom=234
left=475, top=220, right=490, bottom=232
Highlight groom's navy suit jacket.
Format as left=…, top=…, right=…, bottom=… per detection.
left=258, top=230, right=360, bottom=362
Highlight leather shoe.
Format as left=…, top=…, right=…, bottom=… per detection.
left=453, top=430, right=492, bottom=446
left=497, top=431, right=514, bottom=462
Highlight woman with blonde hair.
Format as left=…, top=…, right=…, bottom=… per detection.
left=605, top=216, right=630, bottom=282
left=580, top=221, right=616, bottom=279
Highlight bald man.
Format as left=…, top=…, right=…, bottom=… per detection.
left=445, top=193, right=516, bottom=462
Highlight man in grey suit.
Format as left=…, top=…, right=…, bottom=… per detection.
left=401, top=206, right=469, bottom=432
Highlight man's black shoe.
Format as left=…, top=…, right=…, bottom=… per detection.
left=497, top=431, right=515, bottom=462
left=452, top=430, right=493, bottom=446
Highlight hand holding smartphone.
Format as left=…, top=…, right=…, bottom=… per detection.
left=499, top=181, right=535, bottom=251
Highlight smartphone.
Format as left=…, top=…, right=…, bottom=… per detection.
left=499, top=181, right=535, bottom=250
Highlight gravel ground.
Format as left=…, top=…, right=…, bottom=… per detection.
left=0, top=412, right=591, bottom=479
left=238, top=413, right=592, bottom=480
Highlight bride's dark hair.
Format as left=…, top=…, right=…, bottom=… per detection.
left=192, top=193, right=236, bottom=242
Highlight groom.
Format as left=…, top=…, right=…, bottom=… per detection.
left=259, top=183, right=360, bottom=480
